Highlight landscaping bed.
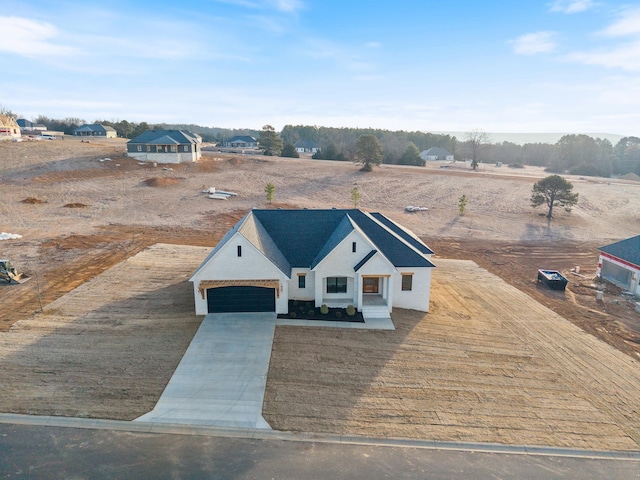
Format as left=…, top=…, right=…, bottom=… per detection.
left=277, top=300, right=365, bottom=323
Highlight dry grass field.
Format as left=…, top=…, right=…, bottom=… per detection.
left=1, top=138, right=640, bottom=449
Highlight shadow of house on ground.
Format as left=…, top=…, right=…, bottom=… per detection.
left=263, top=259, right=640, bottom=451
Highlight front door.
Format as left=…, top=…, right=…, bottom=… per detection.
left=363, top=277, right=379, bottom=294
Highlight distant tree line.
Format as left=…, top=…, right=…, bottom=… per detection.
left=33, top=116, right=85, bottom=135
left=281, top=126, right=640, bottom=177
left=15, top=109, right=640, bottom=178
left=281, top=125, right=456, bottom=165
left=22, top=115, right=263, bottom=142
left=153, top=123, right=260, bottom=144
left=482, top=134, right=640, bottom=177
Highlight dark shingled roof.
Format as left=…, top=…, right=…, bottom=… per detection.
left=422, top=147, right=452, bottom=157
left=294, top=139, right=319, bottom=149
left=369, top=212, right=434, bottom=255
left=192, top=209, right=435, bottom=279
left=599, top=235, right=640, bottom=267
left=354, top=250, right=378, bottom=272
left=73, top=124, right=116, bottom=133
left=228, top=135, right=256, bottom=143
left=250, top=209, right=434, bottom=269
left=310, top=215, right=354, bottom=268
left=128, top=130, right=201, bottom=145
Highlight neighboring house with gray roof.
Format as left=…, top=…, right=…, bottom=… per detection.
left=127, top=130, right=202, bottom=163
left=72, top=124, right=117, bottom=138
left=226, top=135, right=257, bottom=148
left=190, top=209, right=435, bottom=315
left=17, top=119, right=47, bottom=132
left=597, top=235, right=640, bottom=295
left=294, top=139, right=320, bottom=153
left=420, top=147, right=454, bottom=161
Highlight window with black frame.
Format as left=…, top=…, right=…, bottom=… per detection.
left=326, top=276, right=347, bottom=293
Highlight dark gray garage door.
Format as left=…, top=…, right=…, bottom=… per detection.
left=207, top=286, right=276, bottom=313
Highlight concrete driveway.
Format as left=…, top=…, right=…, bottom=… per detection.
left=135, top=312, right=276, bottom=429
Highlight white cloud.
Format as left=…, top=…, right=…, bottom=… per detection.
left=270, top=0, right=303, bottom=13
left=509, top=31, right=557, bottom=55
left=565, top=41, right=640, bottom=71
left=599, top=7, right=640, bottom=37
left=212, top=0, right=303, bottom=13
left=365, top=42, right=382, bottom=49
left=0, top=16, right=79, bottom=57
left=549, top=0, right=596, bottom=14
left=565, top=8, right=640, bottom=71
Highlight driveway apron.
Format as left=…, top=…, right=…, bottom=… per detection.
left=135, top=313, right=276, bottom=429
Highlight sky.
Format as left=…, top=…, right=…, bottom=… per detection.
left=2, top=0, right=640, bottom=135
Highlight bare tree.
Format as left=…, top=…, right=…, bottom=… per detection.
left=0, top=105, right=17, bottom=118
left=465, top=130, right=491, bottom=170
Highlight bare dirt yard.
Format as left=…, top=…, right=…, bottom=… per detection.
left=265, top=260, right=640, bottom=450
left=1, top=138, right=640, bottom=448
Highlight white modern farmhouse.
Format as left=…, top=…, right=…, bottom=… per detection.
left=190, top=209, right=435, bottom=315
left=127, top=130, right=202, bottom=163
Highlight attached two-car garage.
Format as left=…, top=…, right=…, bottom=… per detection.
left=207, top=286, right=276, bottom=313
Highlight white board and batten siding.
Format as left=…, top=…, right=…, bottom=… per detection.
left=393, top=267, right=432, bottom=312
left=128, top=151, right=199, bottom=164
left=191, top=234, right=290, bottom=315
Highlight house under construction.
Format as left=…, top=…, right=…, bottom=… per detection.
left=0, top=115, right=21, bottom=140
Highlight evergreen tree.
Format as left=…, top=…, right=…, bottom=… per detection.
left=355, top=135, right=383, bottom=172
left=258, top=125, right=283, bottom=156
left=531, top=175, right=578, bottom=219
left=398, top=142, right=424, bottom=166
left=265, top=182, right=275, bottom=203
left=281, top=143, right=299, bottom=158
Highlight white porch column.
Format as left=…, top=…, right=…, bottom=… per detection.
left=386, top=276, right=393, bottom=313
left=314, top=275, right=323, bottom=308
left=356, top=274, right=363, bottom=311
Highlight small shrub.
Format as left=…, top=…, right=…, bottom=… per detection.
left=292, top=300, right=298, bottom=306
left=508, top=163, right=524, bottom=169
left=346, top=305, right=356, bottom=316
left=289, top=311, right=296, bottom=319
left=320, top=304, right=329, bottom=314
left=299, top=306, right=305, bottom=312
left=308, top=309, right=316, bottom=317
left=335, top=311, right=342, bottom=319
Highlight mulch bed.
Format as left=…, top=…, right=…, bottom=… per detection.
left=277, top=300, right=365, bottom=323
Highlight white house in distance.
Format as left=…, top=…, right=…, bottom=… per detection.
left=597, top=235, right=640, bottom=296
left=420, top=147, right=454, bottom=161
left=294, top=139, right=320, bottom=154
left=17, top=119, right=47, bottom=133
left=190, top=209, right=435, bottom=315
left=127, top=130, right=202, bottom=163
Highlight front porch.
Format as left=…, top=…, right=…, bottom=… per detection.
left=362, top=294, right=387, bottom=307
left=320, top=294, right=388, bottom=306
left=361, top=294, right=391, bottom=319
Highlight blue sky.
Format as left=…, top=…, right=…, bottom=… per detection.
left=2, top=0, right=640, bottom=135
